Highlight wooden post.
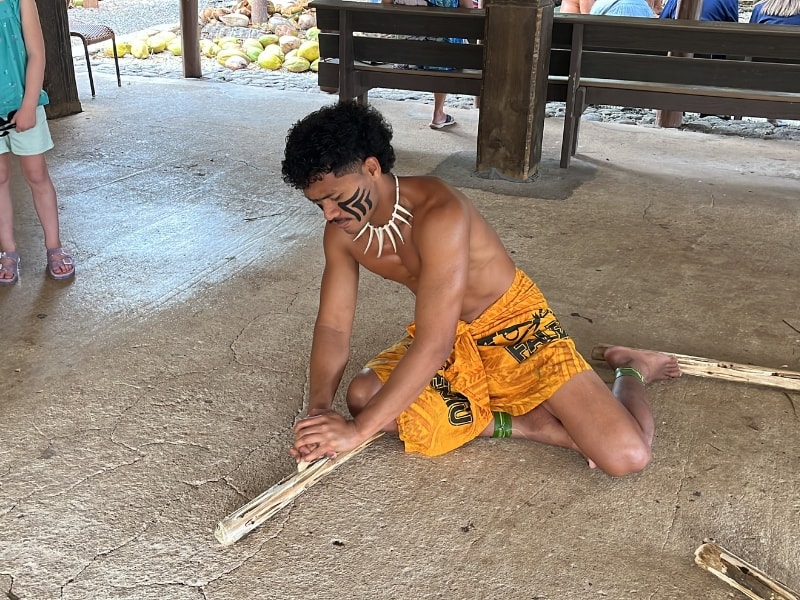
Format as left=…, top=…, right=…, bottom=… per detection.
left=251, top=0, right=271, bottom=26
left=655, top=0, right=702, bottom=128
left=476, top=0, right=554, bottom=182
left=181, top=0, right=202, bottom=78
left=36, top=0, right=82, bottom=119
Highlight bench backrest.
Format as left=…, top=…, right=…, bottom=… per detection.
left=561, top=14, right=800, bottom=95
left=313, top=0, right=486, bottom=98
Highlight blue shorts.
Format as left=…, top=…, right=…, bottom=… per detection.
left=0, top=105, right=54, bottom=156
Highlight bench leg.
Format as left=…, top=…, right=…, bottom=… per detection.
left=560, top=87, right=585, bottom=168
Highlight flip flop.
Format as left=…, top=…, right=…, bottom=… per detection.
left=0, top=251, right=20, bottom=285
left=429, top=114, right=457, bottom=130
left=46, top=247, right=76, bottom=281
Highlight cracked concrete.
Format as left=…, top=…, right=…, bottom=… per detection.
left=1, top=72, right=799, bottom=599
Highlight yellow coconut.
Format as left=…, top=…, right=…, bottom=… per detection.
left=157, top=30, right=177, bottom=43
left=167, top=39, right=182, bottom=56
left=257, top=51, right=283, bottom=70
left=284, top=55, right=310, bottom=73
left=104, top=40, right=131, bottom=58
left=262, top=44, right=284, bottom=59
left=146, top=35, right=167, bottom=53
left=297, top=40, right=319, bottom=63
left=131, top=39, right=150, bottom=59
left=310, top=58, right=319, bottom=72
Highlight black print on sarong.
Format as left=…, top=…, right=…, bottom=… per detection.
left=430, top=373, right=474, bottom=427
left=476, top=308, right=568, bottom=364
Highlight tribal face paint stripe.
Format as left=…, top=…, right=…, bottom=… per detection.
left=338, top=187, right=373, bottom=221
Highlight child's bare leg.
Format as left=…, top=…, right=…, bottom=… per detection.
left=0, top=154, right=15, bottom=257
left=19, top=154, right=62, bottom=252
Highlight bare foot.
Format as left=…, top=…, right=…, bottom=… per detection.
left=603, top=346, right=681, bottom=383
left=512, top=405, right=597, bottom=469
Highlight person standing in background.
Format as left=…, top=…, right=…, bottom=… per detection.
left=385, top=0, right=474, bottom=129
left=0, top=0, right=75, bottom=284
left=659, top=0, right=738, bottom=21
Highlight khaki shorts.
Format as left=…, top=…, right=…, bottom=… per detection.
left=0, top=106, right=54, bottom=156
left=366, top=269, right=592, bottom=456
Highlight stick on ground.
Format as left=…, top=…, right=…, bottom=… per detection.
left=695, top=542, right=799, bottom=600
left=591, top=344, right=800, bottom=392
left=215, top=432, right=384, bottom=546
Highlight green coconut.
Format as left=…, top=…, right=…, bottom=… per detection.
left=258, top=33, right=280, bottom=47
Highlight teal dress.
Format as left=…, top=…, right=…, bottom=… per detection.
left=0, top=0, right=49, bottom=117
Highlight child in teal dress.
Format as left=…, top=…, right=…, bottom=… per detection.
left=0, top=0, right=75, bottom=284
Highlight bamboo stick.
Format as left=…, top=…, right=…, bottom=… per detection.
left=695, top=542, right=798, bottom=600
left=591, top=344, right=800, bottom=392
left=215, top=432, right=384, bottom=546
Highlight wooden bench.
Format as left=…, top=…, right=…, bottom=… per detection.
left=311, top=0, right=573, bottom=103
left=312, top=0, right=487, bottom=104
left=558, top=15, right=800, bottom=167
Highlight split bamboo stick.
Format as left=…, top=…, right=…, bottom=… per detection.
left=215, top=432, right=384, bottom=546
left=695, top=542, right=798, bottom=600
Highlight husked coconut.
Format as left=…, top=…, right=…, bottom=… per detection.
left=224, top=55, right=250, bottom=70
left=297, top=11, right=316, bottom=29
left=279, top=35, right=301, bottom=53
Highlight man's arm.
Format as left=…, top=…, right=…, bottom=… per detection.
left=17, top=0, right=46, bottom=132
left=306, top=226, right=360, bottom=414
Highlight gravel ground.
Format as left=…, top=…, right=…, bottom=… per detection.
left=68, top=0, right=800, bottom=141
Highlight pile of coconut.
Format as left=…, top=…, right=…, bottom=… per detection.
left=100, top=0, right=321, bottom=73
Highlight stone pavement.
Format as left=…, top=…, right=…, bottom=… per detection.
left=1, top=71, right=799, bottom=600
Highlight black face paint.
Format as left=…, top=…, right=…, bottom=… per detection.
left=337, top=187, right=373, bottom=221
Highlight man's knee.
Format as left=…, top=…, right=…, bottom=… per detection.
left=346, top=368, right=382, bottom=415
left=602, top=441, right=651, bottom=477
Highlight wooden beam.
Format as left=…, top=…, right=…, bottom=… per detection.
left=215, top=432, right=384, bottom=545
left=591, top=344, right=800, bottom=392
left=476, top=0, right=554, bottom=181
left=37, top=0, right=81, bottom=118
left=695, top=542, right=798, bottom=600
left=181, top=0, right=202, bottom=78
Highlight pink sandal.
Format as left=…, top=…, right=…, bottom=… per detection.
left=0, top=251, right=20, bottom=285
left=46, top=247, right=75, bottom=280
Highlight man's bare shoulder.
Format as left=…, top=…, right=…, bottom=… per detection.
left=400, top=175, right=471, bottom=213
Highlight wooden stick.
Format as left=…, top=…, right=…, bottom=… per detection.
left=694, top=542, right=798, bottom=600
left=591, top=344, right=800, bottom=392
left=215, top=432, right=384, bottom=546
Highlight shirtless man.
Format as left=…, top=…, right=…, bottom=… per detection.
left=281, top=101, right=680, bottom=477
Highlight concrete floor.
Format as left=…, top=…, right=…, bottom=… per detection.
left=1, top=72, right=799, bottom=600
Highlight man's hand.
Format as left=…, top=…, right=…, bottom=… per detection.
left=290, top=410, right=365, bottom=465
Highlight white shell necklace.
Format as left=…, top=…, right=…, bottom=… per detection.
left=352, top=174, right=413, bottom=258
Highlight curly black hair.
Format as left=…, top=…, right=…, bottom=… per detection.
left=282, top=101, right=396, bottom=190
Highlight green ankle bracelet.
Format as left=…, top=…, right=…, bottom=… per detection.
left=614, top=366, right=645, bottom=384
left=492, top=411, right=512, bottom=438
